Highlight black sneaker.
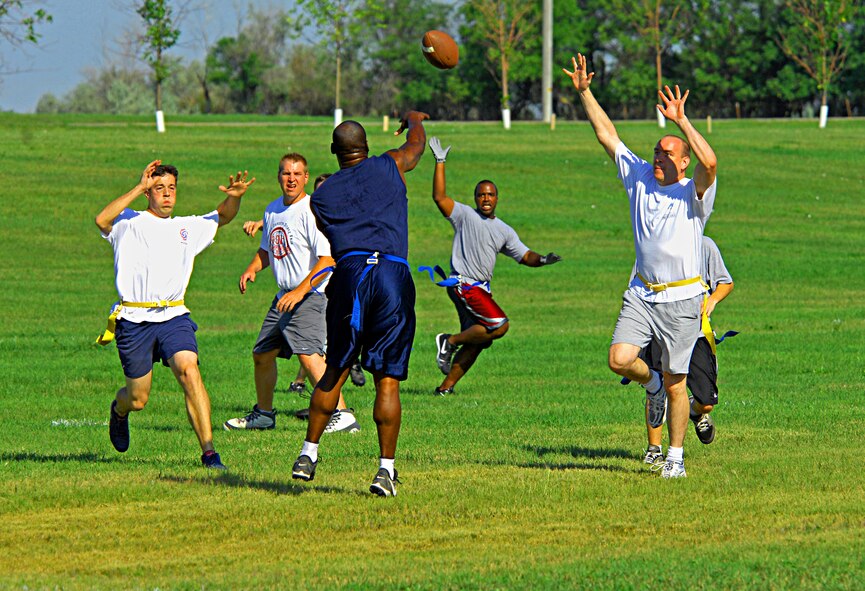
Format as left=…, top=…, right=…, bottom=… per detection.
left=692, top=413, right=716, bottom=444
left=294, top=407, right=310, bottom=420
left=201, top=450, right=227, bottom=470
left=435, top=333, right=457, bottom=375
left=109, top=400, right=129, bottom=453
left=349, top=362, right=366, bottom=387
left=289, top=382, right=309, bottom=397
left=369, top=468, right=400, bottom=497
left=292, top=455, right=317, bottom=481
left=434, top=386, right=454, bottom=396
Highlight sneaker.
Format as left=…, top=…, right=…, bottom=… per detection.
left=369, top=468, right=400, bottom=497
left=434, top=386, right=454, bottom=396
left=292, top=454, right=317, bottom=481
left=223, top=405, right=276, bottom=430
left=643, top=446, right=664, bottom=466
left=324, top=409, right=361, bottom=434
left=692, top=413, right=716, bottom=444
left=201, top=450, right=227, bottom=470
left=660, top=459, right=687, bottom=479
left=349, top=362, right=366, bottom=387
left=645, top=372, right=667, bottom=429
left=109, top=400, right=129, bottom=453
left=289, top=382, right=307, bottom=396
left=294, top=407, right=310, bottom=420
left=435, top=333, right=457, bottom=375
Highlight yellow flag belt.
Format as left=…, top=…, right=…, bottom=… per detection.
left=95, top=300, right=185, bottom=345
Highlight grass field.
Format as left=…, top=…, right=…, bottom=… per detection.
left=1, top=113, right=864, bottom=590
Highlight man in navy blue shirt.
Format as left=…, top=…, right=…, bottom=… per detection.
left=292, top=111, right=428, bottom=496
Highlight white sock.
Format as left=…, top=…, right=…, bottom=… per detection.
left=380, top=457, right=395, bottom=479
left=301, top=440, right=319, bottom=463
left=642, top=370, right=662, bottom=394
left=666, top=446, right=683, bottom=463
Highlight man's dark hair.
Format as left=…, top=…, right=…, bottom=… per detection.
left=152, top=164, right=179, bottom=180
left=474, top=180, right=498, bottom=196
left=314, top=173, right=332, bottom=189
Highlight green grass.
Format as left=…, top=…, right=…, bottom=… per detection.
left=1, top=113, right=864, bottom=590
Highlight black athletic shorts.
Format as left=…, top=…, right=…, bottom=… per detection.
left=640, top=336, right=718, bottom=406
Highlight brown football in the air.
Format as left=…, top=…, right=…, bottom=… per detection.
left=422, top=30, right=459, bottom=70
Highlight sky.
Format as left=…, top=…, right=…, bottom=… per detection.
left=0, top=0, right=275, bottom=113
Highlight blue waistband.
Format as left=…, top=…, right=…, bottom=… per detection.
left=418, top=264, right=488, bottom=291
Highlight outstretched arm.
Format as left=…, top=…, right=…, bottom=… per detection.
left=386, top=110, right=430, bottom=179
left=520, top=250, right=562, bottom=268
left=429, top=137, right=455, bottom=217
left=95, top=160, right=159, bottom=234
left=563, top=54, right=620, bottom=160
left=657, top=85, right=717, bottom=197
left=216, top=170, right=256, bottom=227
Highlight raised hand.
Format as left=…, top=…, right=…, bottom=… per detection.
left=242, top=220, right=264, bottom=237
left=562, top=53, right=594, bottom=93
left=394, top=110, right=430, bottom=136
left=657, top=85, right=690, bottom=123
left=139, top=159, right=161, bottom=192
left=429, top=137, right=451, bottom=163
left=219, top=170, right=256, bottom=199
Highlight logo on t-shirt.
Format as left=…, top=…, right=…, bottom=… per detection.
left=180, top=228, right=189, bottom=244
left=270, top=227, right=291, bottom=260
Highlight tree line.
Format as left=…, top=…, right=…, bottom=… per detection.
left=32, top=0, right=865, bottom=120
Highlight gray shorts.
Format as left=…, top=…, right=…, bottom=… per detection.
left=253, top=293, right=326, bottom=359
left=611, top=290, right=702, bottom=375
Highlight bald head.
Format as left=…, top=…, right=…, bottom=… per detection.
left=331, top=121, right=369, bottom=165
left=660, top=134, right=690, bottom=159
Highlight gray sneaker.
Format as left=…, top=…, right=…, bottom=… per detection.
left=435, top=333, right=457, bottom=375
left=223, top=405, right=276, bottom=430
left=692, top=413, right=716, bottom=444
left=643, top=446, right=664, bottom=466
left=349, top=362, right=366, bottom=387
left=645, top=372, right=667, bottom=429
left=291, top=455, right=317, bottom=481
left=660, top=459, right=687, bottom=479
left=369, top=468, right=399, bottom=497
left=324, top=409, right=361, bottom=434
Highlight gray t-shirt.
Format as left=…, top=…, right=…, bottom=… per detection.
left=448, top=201, right=530, bottom=283
left=629, top=235, right=732, bottom=294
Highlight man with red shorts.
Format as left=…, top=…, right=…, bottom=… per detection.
left=428, top=137, right=561, bottom=395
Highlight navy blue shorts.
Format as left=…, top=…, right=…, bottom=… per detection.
left=115, top=314, right=199, bottom=379
left=324, top=255, right=416, bottom=380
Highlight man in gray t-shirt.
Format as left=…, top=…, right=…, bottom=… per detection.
left=427, top=137, right=562, bottom=395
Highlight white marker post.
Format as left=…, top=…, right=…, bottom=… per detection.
left=334, top=108, right=343, bottom=128
left=502, top=108, right=511, bottom=130
left=155, top=110, right=165, bottom=133
left=819, top=104, right=829, bottom=129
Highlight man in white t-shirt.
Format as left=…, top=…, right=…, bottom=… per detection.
left=564, top=53, right=718, bottom=479
left=427, top=137, right=561, bottom=396
left=95, top=160, right=255, bottom=470
left=224, top=154, right=359, bottom=434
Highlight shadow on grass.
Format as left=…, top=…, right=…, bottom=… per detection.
left=473, top=444, right=642, bottom=473
left=0, top=451, right=122, bottom=464
left=526, top=444, right=635, bottom=461
left=158, top=473, right=366, bottom=496
left=482, top=458, right=635, bottom=473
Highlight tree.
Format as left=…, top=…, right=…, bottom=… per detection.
left=0, top=0, right=51, bottom=80
left=291, top=0, right=384, bottom=118
left=137, top=0, right=180, bottom=112
left=464, top=0, right=538, bottom=113
left=777, top=0, right=860, bottom=125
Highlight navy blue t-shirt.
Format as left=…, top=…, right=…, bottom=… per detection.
left=310, top=155, right=409, bottom=260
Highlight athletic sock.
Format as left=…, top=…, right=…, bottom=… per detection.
left=380, top=458, right=395, bottom=479
left=666, top=446, right=683, bottom=464
left=301, top=440, right=319, bottom=463
left=642, top=370, right=662, bottom=395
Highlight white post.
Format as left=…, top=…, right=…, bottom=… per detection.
left=334, top=108, right=343, bottom=128
left=541, top=0, right=553, bottom=123
left=656, top=108, right=666, bottom=128
left=706, top=115, right=712, bottom=134
left=155, top=110, right=165, bottom=133
left=502, top=108, right=511, bottom=130
left=383, top=115, right=389, bottom=132
left=819, top=104, right=829, bottom=128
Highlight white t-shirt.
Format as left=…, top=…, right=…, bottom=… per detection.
left=259, top=194, right=331, bottom=295
left=103, top=209, right=219, bottom=323
left=630, top=235, right=732, bottom=293
left=615, top=141, right=717, bottom=303
left=447, top=201, right=529, bottom=283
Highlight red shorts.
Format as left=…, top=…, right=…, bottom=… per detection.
left=447, top=282, right=507, bottom=331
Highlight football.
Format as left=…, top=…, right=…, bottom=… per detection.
left=421, top=30, right=459, bottom=70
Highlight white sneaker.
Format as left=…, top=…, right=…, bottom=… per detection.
left=643, top=446, right=664, bottom=466
left=223, top=405, right=276, bottom=430
left=324, top=409, right=361, bottom=434
left=660, top=459, right=687, bottom=479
